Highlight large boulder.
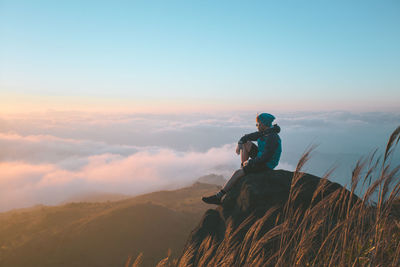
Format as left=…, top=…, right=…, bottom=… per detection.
left=177, top=169, right=355, bottom=267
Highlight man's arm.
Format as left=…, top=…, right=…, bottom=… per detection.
left=238, top=131, right=262, bottom=144
left=247, top=133, right=279, bottom=167
left=237, top=124, right=281, bottom=155
left=238, top=124, right=281, bottom=145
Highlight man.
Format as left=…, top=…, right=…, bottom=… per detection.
left=202, top=113, right=282, bottom=205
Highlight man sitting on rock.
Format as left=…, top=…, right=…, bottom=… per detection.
left=202, top=113, right=282, bottom=205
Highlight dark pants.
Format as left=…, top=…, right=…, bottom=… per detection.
left=243, top=142, right=271, bottom=174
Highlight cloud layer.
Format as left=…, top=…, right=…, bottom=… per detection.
left=0, top=110, right=398, bottom=211
left=0, top=137, right=294, bottom=211
left=0, top=144, right=234, bottom=211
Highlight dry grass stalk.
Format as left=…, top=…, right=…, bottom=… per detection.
left=131, top=252, right=143, bottom=267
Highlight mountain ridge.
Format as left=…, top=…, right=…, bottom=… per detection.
left=0, top=181, right=219, bottom=267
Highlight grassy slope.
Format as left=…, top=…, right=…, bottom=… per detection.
left=0, top=182, right=220, bottom=267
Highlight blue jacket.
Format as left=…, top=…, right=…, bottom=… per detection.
left=238, top=124, right=282, bottom=169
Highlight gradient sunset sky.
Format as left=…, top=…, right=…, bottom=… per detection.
left=1, top=1, right=400, bottom=211
left=1, top=0, right=399, bottom=113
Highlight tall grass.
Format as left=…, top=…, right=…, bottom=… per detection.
left=154, top=126, right=400, bottom=267
left=272, top=126, right=400, bottom=267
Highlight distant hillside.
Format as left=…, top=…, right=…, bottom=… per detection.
left=196, top=174, right=226, bottom=186
left=58, top=173, right=225, bottom=204
left=61, top=192, right=131, bottom=204
left=0, top=182, right=219, bottom=267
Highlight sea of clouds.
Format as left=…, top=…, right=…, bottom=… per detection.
left=0, top=110, right=399, bottom=211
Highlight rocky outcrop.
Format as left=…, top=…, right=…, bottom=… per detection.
left=177, top=169, right=357, bottom=266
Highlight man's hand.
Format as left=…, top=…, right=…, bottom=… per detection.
left=236, top=143, right=243, bottom=155
left=242, top=160, right=249, bottom=166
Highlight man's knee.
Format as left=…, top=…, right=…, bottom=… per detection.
left=244, top=141, right=253, bottom=152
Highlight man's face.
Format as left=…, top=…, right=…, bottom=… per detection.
left=256, top=121, right=269, bottom=132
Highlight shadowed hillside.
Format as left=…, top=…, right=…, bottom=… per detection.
left=0, top=182, right=220, bottom=267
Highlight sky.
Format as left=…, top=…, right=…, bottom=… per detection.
left=0, top=1, right=399, bottom=211
left=1, top=0, right=400, bottom=112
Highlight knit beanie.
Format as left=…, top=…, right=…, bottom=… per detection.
left=257, top=113, right=275, bottom=127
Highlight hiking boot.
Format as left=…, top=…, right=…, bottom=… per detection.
left=202, top=194, right=222, bottom=205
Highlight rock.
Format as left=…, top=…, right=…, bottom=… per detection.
left=177, top=169, right=356, bottom=267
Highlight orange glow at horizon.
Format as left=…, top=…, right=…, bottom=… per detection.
left=0, top=93, right=275, bottom=115
left=0, top=93, right=225, bottom=114
left=1, top=93, right=399, bottom=115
